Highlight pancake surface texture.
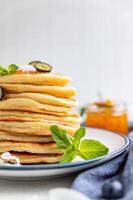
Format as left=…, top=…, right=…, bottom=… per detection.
left=5, top=92, right=78, bottom=108
left=1, top=84, right=77, bottom=97
left=0, top=141, right=63, bottom=154
left=0, top=111, right=81, bottom=125
left=0, top=121, right=77, bottom=135
left=2, top=153, right=61, bottom=164
left=0, top=131, right=54, bottom=143
left=0, top=98, right=71, bottom=115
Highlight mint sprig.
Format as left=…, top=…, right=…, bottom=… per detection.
left=50, top=125, right=109, bottom=164
left=0, top=64, right=19, bottom=76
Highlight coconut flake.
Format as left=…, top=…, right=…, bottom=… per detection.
left=19, top=64, right=37, bottom=72
left=1, top=152, right=21, bottom=166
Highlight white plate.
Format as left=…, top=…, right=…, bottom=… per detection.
left=0, top=128, right=129, bottom=180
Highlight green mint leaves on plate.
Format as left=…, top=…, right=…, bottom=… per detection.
left=50, top=125, right=109, bottom=164
left=0, top=64, right=19, bottom=76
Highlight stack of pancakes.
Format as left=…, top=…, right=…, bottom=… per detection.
left=0, top=73, right=81, bottom=164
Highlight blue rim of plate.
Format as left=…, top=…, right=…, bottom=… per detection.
left=0, top=131, right=130, bottom=171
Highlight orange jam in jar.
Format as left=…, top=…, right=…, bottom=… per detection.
left=86, top=100, right=128, bottom=135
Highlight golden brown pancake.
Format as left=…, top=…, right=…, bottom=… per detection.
left=0, top=121, right=78, bottom=136
left=0, top=73, right=70, bottom=86
left=0, top=116, right=80, bottom=128
left=1, top=152, right=61, bottom=164
left=0, top=141, right=63, bottom=154
left=0, top=111, right=81, bottom=125
left=5, top=92, right=78, bottom=108
left=0, top=131, right=54, bottom=143
left=0, top=98, right=71, bottom=116
left=1, top=84, right=77, bottom=98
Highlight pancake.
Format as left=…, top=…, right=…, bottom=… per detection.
left=1, top=84, right=76, bottom=98
left=0, top=98, right=71, bottom=116
left=0, top=111, right=81, bottom=125
left=0, top=121, right=78, bottom=136
left=0, top=116, right=80, bottom=127
left=0, top=141, right=63, bottom=154
left=0, top=73, right=70, bottom=86
left=0, top=131, right=54, bottom=143
left=1, top=152, right=61, bottom=164
left=5, top=92, right=78, bottom=108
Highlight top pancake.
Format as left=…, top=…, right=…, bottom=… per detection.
left=0, top=73, right=70, bottom=86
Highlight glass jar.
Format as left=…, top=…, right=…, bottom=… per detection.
left=86, top=100, right=128, bottom=135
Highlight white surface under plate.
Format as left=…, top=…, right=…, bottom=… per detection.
left=0, top=128, right=129, bottom=180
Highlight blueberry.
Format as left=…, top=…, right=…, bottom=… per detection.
left=102, top=180, right=124, bottom=199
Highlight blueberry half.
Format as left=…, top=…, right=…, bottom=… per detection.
left=0, top=87, right=4, bottom=100
left=102, top=180, right=124, bottom=199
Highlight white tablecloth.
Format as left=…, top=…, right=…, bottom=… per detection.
left=0, top=175, right=77, bottom=200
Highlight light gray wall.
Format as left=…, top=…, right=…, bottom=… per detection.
left=0, top=0, right=133, bottom=107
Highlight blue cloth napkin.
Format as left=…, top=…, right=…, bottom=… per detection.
left=71, top=132, right=133, bottom=200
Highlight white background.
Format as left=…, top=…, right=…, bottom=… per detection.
left=0, top=1, right=132, bottom=199
left=0, top=0, right=133, bottom=107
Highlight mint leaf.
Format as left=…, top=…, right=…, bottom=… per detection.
left=50, top=125, right=109, bottom=164
left=50, top=125, right=73, bottom=149
left=0, top=66, right=8, bottom=76
left=79, top=139, right=109, bottom=160
left=60, top=145, right=77, bottom=164
left=73, top=127, right=86, bottom=149
left=79, top=106, right=86, bottom=116
left=0, top=64, right=19, bottom=76
left=7, top=64, right=19, bottom=74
